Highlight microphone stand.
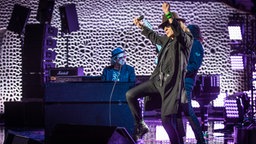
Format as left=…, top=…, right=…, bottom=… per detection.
left=66, top=34, right=69, bottom=67
left=61, top=32, right=70, bottom=67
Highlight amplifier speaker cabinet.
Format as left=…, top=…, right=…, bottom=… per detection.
left=49, top=67, right=84, bottom=77
left=44, top=82, right=135, bottom=143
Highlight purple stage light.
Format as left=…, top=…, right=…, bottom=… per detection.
left=230, top=55, right=244, bottom=70
left=228, top=25, right=243, bottom=40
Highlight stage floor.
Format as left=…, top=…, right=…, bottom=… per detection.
left=0, top=115, right=236, bottom=144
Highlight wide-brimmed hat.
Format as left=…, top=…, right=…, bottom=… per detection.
left=158, top=12, right=186, bottom=29
left=111, top=47, right=124, bottom=58
left=187, top=24, right=203, bottom=41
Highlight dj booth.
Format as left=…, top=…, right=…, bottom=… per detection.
left=44, top=81, right=135, bottom=143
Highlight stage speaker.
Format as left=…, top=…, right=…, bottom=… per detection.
left=4, top=132, right=42, bottom=144
left=23, top=24, right=51, bottom=73
left=36, top=0, right=55, bottom=24
left=23, top=24, right=45, bottom=73
left=7, top=4, right=31, bottom=35
left=22, top=23, right=57, bottom=98
left=44, top=103, right=134, bottom=143
left=4, top=102, right=44, bottom=128
left=59, top=3, right=79, bottom=34
left=50, top=124, right=135, bottom=144
left=22, top=73, right=44, bottom=99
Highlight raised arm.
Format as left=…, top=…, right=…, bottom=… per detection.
left=162, top=2, right=193, bottom=50
left=133, top=17, right=167, bottom=47
left=162, top=2, right=173, bottom=24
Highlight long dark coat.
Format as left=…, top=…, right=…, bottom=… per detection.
left=141, top=19, right=193, bottom=115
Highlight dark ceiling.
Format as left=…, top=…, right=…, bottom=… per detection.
left=171, top=0, right=256, bottom=14
left=222, top=0, right=256, bottom=14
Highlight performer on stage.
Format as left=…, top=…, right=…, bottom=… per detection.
left=101, top=47, right=136, bottom=82
left=177, top=24, right=205, bottom=144
left=127, top=2, right=193, bottom=143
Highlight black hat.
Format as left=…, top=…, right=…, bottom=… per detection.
left=111, top=47, right=124, bottom=58
left=158, top=12, right=186, bottom=29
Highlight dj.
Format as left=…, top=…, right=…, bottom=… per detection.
left=101, top=47, right=136, bottom=82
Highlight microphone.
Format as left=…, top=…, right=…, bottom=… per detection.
left=137, top=15, right=144, bottom=21
left=133, top=15, right=144, bottom=26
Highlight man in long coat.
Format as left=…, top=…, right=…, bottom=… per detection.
left=126, top=2, right=193, bottom=144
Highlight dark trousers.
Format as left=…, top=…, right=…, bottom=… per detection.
left=126, top=80, right=183, bottom=144
left=178, top=78, right=205, bottom=144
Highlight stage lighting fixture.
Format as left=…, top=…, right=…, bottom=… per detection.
left=228, top=14, right=244, bottom=42
left=230, top=55, right=245, bottom=70
left=253, top=72, right=256, bottom=90
left=228, top=25, right=243, bottom=40
left=224, top=92, right=250, bottom=125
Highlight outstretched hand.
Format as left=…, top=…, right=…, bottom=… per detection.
left=133, top=17, right=143, bottom=29
left=162, top=2, right=170, bottom=14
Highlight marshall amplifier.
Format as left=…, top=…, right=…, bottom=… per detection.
left=50, top=76, right=102, bottom=83
left=49, top=67, right=84, bottom=77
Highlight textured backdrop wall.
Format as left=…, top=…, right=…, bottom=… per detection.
left=0, top=0, right=253, bottom=113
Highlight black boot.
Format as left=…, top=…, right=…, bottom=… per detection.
left=132, top=121, right=149, bottom=142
